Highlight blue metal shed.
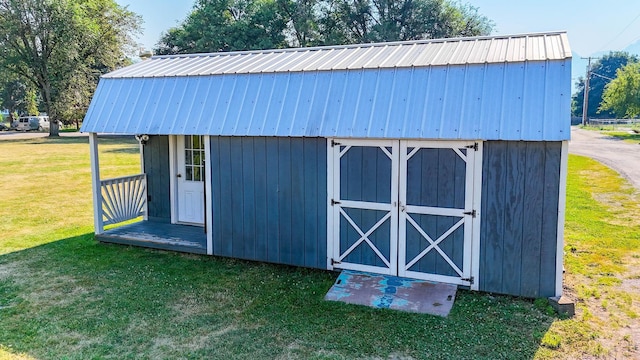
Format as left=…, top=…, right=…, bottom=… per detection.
left=82, top=31, right=571, bottom=298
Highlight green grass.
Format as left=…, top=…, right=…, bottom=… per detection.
left=535, top=155, right=640, bottom=359
left=0, top=138, right=639, bottom=359
left=579, top=124, right=640, bottom=143
left=606, top=131, right=640, bottom=143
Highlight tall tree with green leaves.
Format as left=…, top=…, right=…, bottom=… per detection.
left=155, top=0, right=288, bottom=55
left=572, top=51, right=638, bottom=119
left=155, top=0, right=493, bottom=54
left=0, top=0, right=141, bottom=136
left=599, top=62, right=640, bottom=118
left=0, top=73, right=27, bottom=123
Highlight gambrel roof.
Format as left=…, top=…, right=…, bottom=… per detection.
left=82, top=31, right=572, bottom=140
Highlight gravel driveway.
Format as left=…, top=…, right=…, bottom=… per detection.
left=570, top=127, right=640, bottom=191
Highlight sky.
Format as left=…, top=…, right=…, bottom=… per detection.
left=116, top=0, right=640, bottom=58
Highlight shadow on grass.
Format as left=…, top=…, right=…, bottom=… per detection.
left=0, top=235, right=555, bottom=359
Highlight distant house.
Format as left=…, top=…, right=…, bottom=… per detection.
left=81, top=31, right=572, bottom=299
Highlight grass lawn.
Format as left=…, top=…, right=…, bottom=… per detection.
left=0, top=136, right=639, bottom=359
left=580, top=124, right=640, bottom=144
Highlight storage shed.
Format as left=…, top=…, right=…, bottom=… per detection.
left=81, top=31, right=572, bottom=299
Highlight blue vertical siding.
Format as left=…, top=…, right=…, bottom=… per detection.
left=143, top=135, right=171, bottom=222
left=209, top=136, right=327, bottom=269
left=480, top=141, right=561, bottom=298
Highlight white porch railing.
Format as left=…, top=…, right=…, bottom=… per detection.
left=100, top=174, right=147, bottom=226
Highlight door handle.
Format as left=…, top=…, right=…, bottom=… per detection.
left=177, top=174, right=182, bottom=178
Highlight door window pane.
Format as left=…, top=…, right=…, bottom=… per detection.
left=183, top=136, right=205, bottom=182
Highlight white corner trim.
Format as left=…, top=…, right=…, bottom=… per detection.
left=204, top=136, right=213, bottom=255
left=89, top=133, right=103, bottom=235
left=555, top=140, right=569, bottom=297
left=168, top=135, right=178, bottom=224
left=470, top=141, right=483, bottom=291
left=326, top=138, right=334, bottom=270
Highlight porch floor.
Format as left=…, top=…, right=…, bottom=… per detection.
left=97, top=221, right=207, bottom=254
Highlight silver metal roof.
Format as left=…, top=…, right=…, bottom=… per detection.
left=105, top=32, right=571, bottom=78
left=82, top=32, right=572, bottom=141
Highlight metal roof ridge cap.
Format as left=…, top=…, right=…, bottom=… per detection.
left=148, top=31, right=570, bottom=60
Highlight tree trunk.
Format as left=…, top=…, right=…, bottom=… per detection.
left=50, top=120, right=60, bottom=136
left=42, top=82, right=60, bottom=137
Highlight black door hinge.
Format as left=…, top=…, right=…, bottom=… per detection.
left=331, top=199, right=342, bottom=206
left=461, top=276, right=474, bottom=284
left=466, top=142, right=479, bottom=151
left=331, top=139, right=341, bottom=147
left=463, top=209, right=476, bottom=218
left=331, top=258, right=341, bottom=265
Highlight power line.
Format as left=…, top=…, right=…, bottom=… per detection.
left=598, top=11, right=640, bottom=52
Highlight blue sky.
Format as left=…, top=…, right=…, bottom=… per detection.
left=116, top=0, right=640, bottom=57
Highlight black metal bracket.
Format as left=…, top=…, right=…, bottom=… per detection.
left=331, top=139, right=341, bottom=147
left=461, top=276, right=474, bottom=284
left=466, top=142, right=479, bottom=151
left=331, top=199, right=342, bottom=206
left=463, top=209, right=476, bottom=218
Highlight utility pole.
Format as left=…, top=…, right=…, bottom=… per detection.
left=581, top=57, right=592, bottom=126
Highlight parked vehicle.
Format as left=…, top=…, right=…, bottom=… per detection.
left=13, top=116, right=50, bottom=131
left=0, top=123, right=9, bottom=131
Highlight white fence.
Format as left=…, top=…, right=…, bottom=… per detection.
left=100, top=174, right=147, bottom=226
left=587, top=118, right=640, bottom=125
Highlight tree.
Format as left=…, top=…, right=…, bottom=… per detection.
left=25, top=88, right=39, bottom=116
left=320, top=0, right=492, bottom=44
left=0, top=75, right=27, bottom=123
left=571, top=52, right=638, bottom=119
left=155, top=0, right=493, bottom=54
left=155, top=0, right=288, bottom=55
left=0, top=0, right=141, bottom=136
left=599, top=62, right=640, bottom=118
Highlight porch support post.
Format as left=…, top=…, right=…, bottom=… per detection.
left=89, top=132, right=104, bottom=235
left=139, top=139, right=148, bottom=221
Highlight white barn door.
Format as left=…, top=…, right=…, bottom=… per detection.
left=329, top=139, right=399, bottom=275
left=176, top=135, right=205, bottom=225
left=398, top=141, right=478, bottom=286
left=329, top=139, right=481, bottom=287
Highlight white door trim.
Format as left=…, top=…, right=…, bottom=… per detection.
left=470, top=141, right=483, bottom=291
left=204, top=135, right=213, bottom=255
left=169, top=135, right=178, bottom=224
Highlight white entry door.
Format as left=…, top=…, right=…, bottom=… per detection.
left=329, top=139, right=481, bottom=287
left=176, top=135, right=205, bottom=224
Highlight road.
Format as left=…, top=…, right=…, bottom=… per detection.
left=0, top=130, right=88, bottom=140
left=570, top=127, right=640, bottom=191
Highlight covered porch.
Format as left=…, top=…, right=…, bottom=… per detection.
left=97, top=221, right=207, bottom=254
left=88, top=133, right=209, bottom=254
